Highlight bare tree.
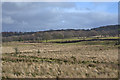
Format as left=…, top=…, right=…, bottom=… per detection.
left=42, top=32, right=52, bottom=42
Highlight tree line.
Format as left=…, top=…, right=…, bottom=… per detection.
left=2, top=25, right=119, bottom=42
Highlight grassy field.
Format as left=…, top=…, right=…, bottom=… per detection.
left=40, top=37, right=119, bottom=43
left=2, top=37, right=119, bottom=78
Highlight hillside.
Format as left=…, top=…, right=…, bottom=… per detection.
left=2, top=25, right=119, bottom=42
left=91, top=25, right=118, bottom=31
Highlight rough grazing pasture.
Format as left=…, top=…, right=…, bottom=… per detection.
left=2, top=41, right=118, bottom=78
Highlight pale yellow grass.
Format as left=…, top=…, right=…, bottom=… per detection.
left=2, top=42, right=118, bottom=78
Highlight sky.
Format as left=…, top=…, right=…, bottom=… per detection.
left=2, top=2, right=118, bottom=32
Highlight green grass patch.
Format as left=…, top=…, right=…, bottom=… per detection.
left=42, top=38, right=83, bottom=43
left=98, top=37, right=119, bottom=39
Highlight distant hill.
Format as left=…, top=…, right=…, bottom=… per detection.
left=2, top=25, right=119, bottom=42
left=91, top=25, right=118, bottom=31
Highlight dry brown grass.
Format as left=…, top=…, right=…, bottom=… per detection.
left=2, top=42, right=118, bottom=78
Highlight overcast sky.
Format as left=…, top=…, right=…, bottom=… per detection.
left=2, top=2, right=118, bottom=32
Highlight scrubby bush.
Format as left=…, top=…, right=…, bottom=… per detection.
left=14, top=47, right=19, bottom=54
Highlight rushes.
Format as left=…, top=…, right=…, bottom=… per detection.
left=14, top=47, right=19, bottom=54
left=71, top=56, right=77, bottom=63
left=37, top=49, right=40, bottom=53
left=2, top=42, right=118, bottom=78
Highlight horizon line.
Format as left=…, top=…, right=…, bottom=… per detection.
left=2, top=24, right=119, bottom=33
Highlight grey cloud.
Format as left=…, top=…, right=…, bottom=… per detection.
left=2, top=2, right=118, bottom=32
